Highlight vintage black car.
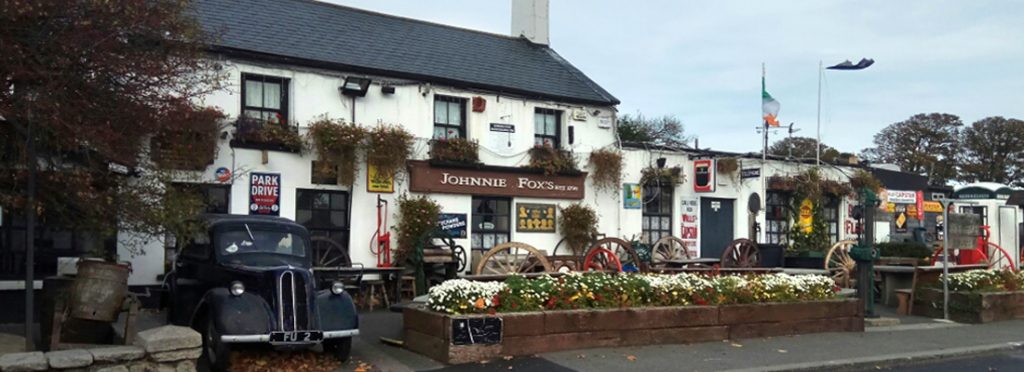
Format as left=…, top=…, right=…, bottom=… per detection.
left=165, top=215, right=358, bottom=370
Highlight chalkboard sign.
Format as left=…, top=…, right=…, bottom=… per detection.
left=946, top=213, right=981, bottom=250
left=451, top=317, right=502, bottom=345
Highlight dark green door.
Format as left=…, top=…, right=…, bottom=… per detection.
left=700, top=198, right=735, bottom=259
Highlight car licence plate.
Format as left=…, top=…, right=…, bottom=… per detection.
left=269, top=331, right=323, bottom=343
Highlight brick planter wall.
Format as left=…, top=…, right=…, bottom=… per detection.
left=404, top=299, right=863, bottom=364
left=914, top=288, right=1024, bottom=323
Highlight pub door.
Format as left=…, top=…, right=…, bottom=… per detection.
left=700, top=197, right=735, bottom=259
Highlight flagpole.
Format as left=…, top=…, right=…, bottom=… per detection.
left=815, top=60, right=822, bottom=166
left=762, top=63, right=768, bottom=162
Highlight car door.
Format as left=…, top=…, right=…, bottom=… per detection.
left=170, top=233, right=217, bottom=325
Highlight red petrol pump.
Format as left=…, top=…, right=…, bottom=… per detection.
left=370, top=195, right=392, bottom=267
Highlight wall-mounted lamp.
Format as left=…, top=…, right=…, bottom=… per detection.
left=381, top=85, right=395, bottom=95
left=340, top=76, right=371, bottom=97
left=656, top=157, right=667, bottom=169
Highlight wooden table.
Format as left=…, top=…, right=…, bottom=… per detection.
left=874, top=264, right=987, bottom=307
left=314, top=266, right=406, bottom=303
left=462, top=272, right=566, bottom=282
left=657, top=258, right=721, bottom=268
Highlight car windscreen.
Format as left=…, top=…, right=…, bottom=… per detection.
left=216, top=225, right=307, bottom=258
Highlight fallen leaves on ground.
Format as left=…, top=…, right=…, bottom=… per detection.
left=730, top=343, right=743, bottom=348
left=777, top=349, right=788, bottom=353
left=502, top=355, right=514, bottom=361
left=228, top=350, right=347, bottom=372
left=626, top=355, right=637, bottom=361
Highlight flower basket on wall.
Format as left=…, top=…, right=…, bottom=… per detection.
left=527, top=145, right=579, bottom=176
left=307, top=118, right=368, bottom=186
left=588, top=147, right=623, bottom=193
left=232, top=116, right=304, bottom=153
left=366, top=124, right=415, bottom=181
left=429, top=138, right=480, bottom=165
left=151, top=108, right=225, bottom=170
left=640, top=166, right=684, bottom=187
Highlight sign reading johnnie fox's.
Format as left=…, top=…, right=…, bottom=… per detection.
left=407, top=161, right=585, bottom=199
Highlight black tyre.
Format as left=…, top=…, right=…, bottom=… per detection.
left=324, top=337, right=352, bottom=362
left=201, top=314, right=232, bottom=371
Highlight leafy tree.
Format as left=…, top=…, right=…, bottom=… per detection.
left=617, top=114, right=691, bottom=147
left=0, top=0, right=226, bottom=255
left=860, top=113, right=962, bottom=186
left=769, top=136, right=840, bottom=162
left=959, top=117, right=1024, bottom=186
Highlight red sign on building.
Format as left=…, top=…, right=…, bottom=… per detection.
left=249, top=172, right=281, bottom=216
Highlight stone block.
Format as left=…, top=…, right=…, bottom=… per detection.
left=719, top=299, right=858, bottom=324
left=0, top=351, right=49, bottom=371
left=174, top=360, right=196, bottom=372
left=621, top=325, right=728, bottom=346
left=148, top=348, right=201, bottom=363
left=46, top=349, right=94, bottom=369
left=446, top=344, right=503, bottom=365
left=134, top=326, right=201, bottom=354
left=92, top=365, right=130, bottom=372
left=89, top=346, right=145, bottom=363
left=402, top=329, right=448, bottom=363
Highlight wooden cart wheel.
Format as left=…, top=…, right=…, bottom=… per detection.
left=311, top=236, right=350, bottom=267
left=552, top=237, right=587, bottom=256
left=474, top=242, right=553, bottom=275
left=586, top=238, right=643, bottom=272
left=651, top=236, right=691, bottom=266
left=582, top=247, right=623, bottom=272
left=824, top=240, right=857, bottom=288
left=453, top=245, right=468, bottom=273
left=985, top=242, right=1017, bottom=271
left=720, top=238, right=759, bottom=268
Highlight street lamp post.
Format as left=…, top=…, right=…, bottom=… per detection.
left=816, top=58, right=875, bottom=165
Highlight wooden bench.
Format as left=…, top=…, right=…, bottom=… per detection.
left=875, top=264, right=988, bottom=314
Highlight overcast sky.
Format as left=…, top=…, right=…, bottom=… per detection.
left=328, top=1, right=1024, bottom=154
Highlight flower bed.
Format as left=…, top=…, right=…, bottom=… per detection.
left=913, top=269, right=1024, bottom=323
left=427, top=272, right=840, bottom=314
left=406, top=273, right=862, bottom=364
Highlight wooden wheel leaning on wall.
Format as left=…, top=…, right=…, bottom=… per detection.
left=474, top=242, right=554, bottom=275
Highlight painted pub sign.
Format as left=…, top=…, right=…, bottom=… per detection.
left=249, top=172, right=281, bottom=216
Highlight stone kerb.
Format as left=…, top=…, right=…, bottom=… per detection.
left=0, top=325, right=201, bottom=371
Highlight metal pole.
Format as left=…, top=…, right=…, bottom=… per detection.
left=24, top=111, right=35, bottom=351
left=815, top=60, right=822, bottom=166
left=942, top=200, right=950, bottom=320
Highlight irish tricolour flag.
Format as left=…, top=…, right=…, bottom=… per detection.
left=762, top=76, right=780, bottom=127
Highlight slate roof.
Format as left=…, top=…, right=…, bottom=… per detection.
left=870, top=167, right=928, bottom=191
left=192, top=0, right=619, bottom=106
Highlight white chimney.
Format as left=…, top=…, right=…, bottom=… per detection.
left=511, top=0, right=549, bottom=45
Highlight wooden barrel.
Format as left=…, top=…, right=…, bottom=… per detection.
left=68, top=259, right=130, bottom=322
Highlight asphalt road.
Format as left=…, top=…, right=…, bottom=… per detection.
left=883, top=350, right=1024, bottom=372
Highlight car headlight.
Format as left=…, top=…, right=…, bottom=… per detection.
left=230, top=281, right=245, bottom=296
left=331, top=281, right=345, bottom=295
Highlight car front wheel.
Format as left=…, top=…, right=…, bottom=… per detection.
left=323, top=337, right=352, bottom=362
left=201, top=315, right=232, bottom=371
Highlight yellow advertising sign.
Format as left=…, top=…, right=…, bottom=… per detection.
left=798, top=199, right=814, bottom=233
left=886, top=201, right=943, bottom=216
left=367, top=164, right=394, bottom=193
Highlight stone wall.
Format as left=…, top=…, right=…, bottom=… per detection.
left=405, top=299, right=864, bottom=364
left=914, top=288, right=1024, bottom=323
left=0, top=325, right=201, bottom=372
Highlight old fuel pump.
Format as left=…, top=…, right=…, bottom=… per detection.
left=851, top=188, right=881, bottom=317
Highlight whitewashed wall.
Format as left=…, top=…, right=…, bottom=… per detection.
left=121, top=58, right=619, bottom=284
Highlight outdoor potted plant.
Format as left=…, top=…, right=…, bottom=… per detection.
left=306, top=117, right=368, bottom=186
left=151, top=107, right=225, bottom=171
left=366, top=124, right=415, bottom=181
left=557, top=203, right=598, bottom=255
left=588, top=147, right=623, bottom=193
left=232, top=115, right=305, bottom=153
left=640, top=165, right=684, bottom=187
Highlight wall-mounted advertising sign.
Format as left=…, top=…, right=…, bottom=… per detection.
left=623, top=183, right=642, bottom=209
left=408, top=161, right=585, bottom=199
left=694, top=159, right=715, bottom=192
left=740, top=168, right=761, bottom=179
left=798, top=199, right=814, bottom=233
left=367, top=164, right=394, bottom=193
left=249, top=172, right=281, bottom=216
left=485, top=123, right=516, bottom=156
left=437, top=213, right=468, bottom=238
left=516, top=203, right=556, bottom=233
left=886, top=190, right=917, bottom=204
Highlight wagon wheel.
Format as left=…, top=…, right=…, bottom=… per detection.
left=311, top=236, right=350, bottom=267
left=587, top=238, right=643, bottom=272
left=824, top=240, right=858, bottom=288
left=985, top=242, right=1017, bottom=271
left=552, top=237, right=586, bottom=256
left=452, top=245, right=468, bottom=273
left=651, top=236, right=691, bottom=266
left=720, top=239, right=759, bottom=268
left=582, top=247, right=623, bottom=272
left=474, top=242, right=553, bottom=275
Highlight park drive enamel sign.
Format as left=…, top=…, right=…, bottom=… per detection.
left=249, top=172, right=281, bottom=216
